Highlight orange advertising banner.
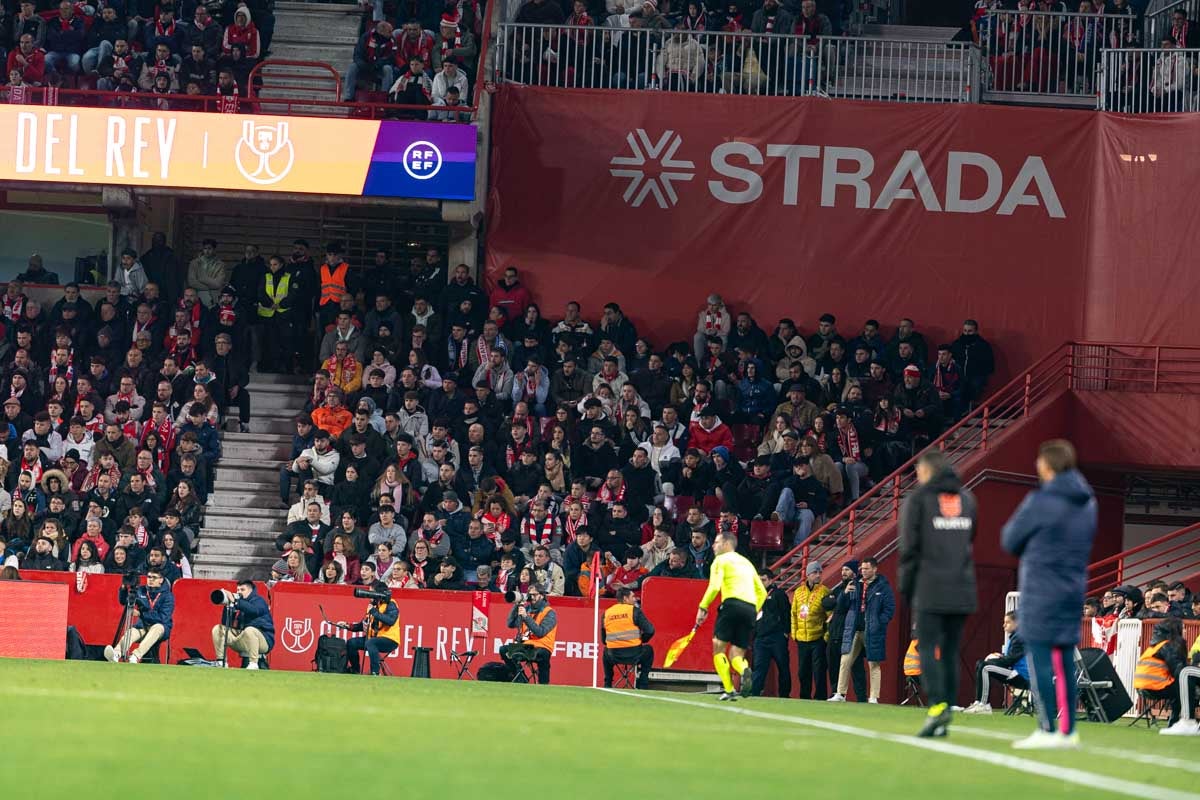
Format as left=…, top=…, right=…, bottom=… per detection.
left=0, top=105, right=383, bottom=195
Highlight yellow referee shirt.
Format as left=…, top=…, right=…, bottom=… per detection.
left=700, top=551, right=767, bottom=612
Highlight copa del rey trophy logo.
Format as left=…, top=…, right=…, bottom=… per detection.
left=235, top=120, right=295, bottom=186
left=280, top=617, right=314, bottom=654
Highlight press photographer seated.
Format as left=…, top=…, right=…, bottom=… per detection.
left=501, top=584, right=558, bottom=684
left=336, top=581, right=401, bottom=675
left=211, top=581, right=276, bottom=670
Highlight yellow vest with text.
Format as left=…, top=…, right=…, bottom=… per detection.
left=1134, top=640, right=1173, bottom=691
left=604, top=603, right=642, bottom=649
left=368, top=601, right=401, bottom=646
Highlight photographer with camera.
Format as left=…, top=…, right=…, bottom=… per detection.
left=336, top=580, right=401, bottom=675
left=501, top=583, right=558, bottom=684
left=210, top=580, right=275, bottom=669
left=603, top=587, right=656, bottom=689
left=104, top=569, right=174, bottom=664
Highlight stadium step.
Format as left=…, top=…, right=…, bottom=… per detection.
left=268, top=1, right=362, bottom=88
left=191, top=557, right=270, bottom=581
left=245, top=371, right=311, bottom=388
left=199, top=540, right=282, bottom=560
left=212, top=479, right=280, bottom=493
left=208, top=489, right=290, bottom=507
left=198, top=527, right=280, bottom=543
left=861, top=23, right=962, bottom=41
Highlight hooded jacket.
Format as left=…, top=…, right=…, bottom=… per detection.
left=898, top=466, right=978, bottom=615
left=1001, top=469, right=1097, bottom=645
left=687, top=416, right=734, bottom=455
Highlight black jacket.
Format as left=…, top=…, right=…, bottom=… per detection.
left=757, top=584, right=791, bottom=637
left=898, top=467, right=978, bottom=615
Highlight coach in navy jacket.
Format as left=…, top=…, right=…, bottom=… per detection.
left=1001, top=467, right=1096, bottom=646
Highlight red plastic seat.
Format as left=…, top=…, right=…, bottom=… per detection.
left=700, top=494, right=724, bottom=519
left=749, top=520, right=785, bottom=568
left=672, top=495, right=695, bottom=520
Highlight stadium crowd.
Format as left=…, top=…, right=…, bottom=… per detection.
left=2, top=0, right=273, bottom=102
left=0, top=234, right=999, bottom=604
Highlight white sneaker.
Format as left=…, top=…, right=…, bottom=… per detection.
left=951, top=705, right=965, bottom=712
left=827, top=693, right=846, bottom=702
left=246, top=661, right=259, bottom=670
left=127, top=654, right=140, bottom=664
left=1161, top=719, right=1200, bottom=736
left=1013, top=730, right=1067, bottom=750
left=963, top=701, right=992, bottom=715
left=1060, top=732, right=1080, bottom=749
left=213, top=659, right=227, bottom=668
left=868, top=698, right=879, bottom=704
left=103, top=645, right=118, bottom=663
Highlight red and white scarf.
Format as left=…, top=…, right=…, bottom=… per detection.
left=19, top=457, right=43, bottom=484
left=598, top=481, right=626, bottom=507
left=480, top=511, right=510, bottom=545
left=505, top=437, right=532, bottom=469
left=521, top=514, right=559, bottom=546
left=1, top=293, right=24, bottom=322
left=563, top=510, right=588, bottom=544
left=439, top=23, right=462, bottom=64
left=836, top=423, right=860, bottom=460
left=409, top=557, right=431, bottom=585
left=475, top=335, right=494, bottom=367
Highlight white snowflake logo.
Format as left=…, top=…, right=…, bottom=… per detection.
left=609, top=129, right=695, bottom=209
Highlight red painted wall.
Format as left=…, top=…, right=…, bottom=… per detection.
left=1069, top=392, right=1200, bottom=469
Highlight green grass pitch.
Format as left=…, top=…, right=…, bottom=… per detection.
left=2, top=659, right=1198, bottom=799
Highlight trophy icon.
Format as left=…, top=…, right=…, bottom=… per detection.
left=234, top=120, right=295, bottom=185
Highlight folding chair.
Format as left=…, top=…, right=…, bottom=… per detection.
left=451, top=649, right=478, bottom=680
left=612, top=663, right=638, bottom=689
left=1129, top=689, right=1172, bottom=728
left=1004, top=687, right=1033, bottom=716
left=749, top=520, right=785, bottom=569
left=899, top=676, right=924, bottom=707
left=1074, top=647, right=1114, bottom=724
left=511, top=654, right=539, bottom=684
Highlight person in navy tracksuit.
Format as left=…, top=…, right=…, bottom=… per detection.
left=1002, top=439, right=1096, bottom=749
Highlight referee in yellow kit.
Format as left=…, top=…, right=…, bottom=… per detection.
left=696, top=532, right=767, bottom=701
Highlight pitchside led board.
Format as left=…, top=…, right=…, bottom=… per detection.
left=0, top=105, right=476, bottom=200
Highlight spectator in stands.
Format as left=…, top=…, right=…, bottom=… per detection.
left=8, top=33, right=45, bottom=85
left=145, top=7, right=186, bottom=56
left=688, top=409, right=733, bottom=456
left=433, top=12, right=475, bottom=71
left=516, top=0, right=565, bottom=24
left=292, top=428, right=340, bottom=495
left=1170, top=7, right=1199, bottom=48
left=928, top=344, right=962, bottom=421
left=345, top=20, right=397, bottom=102
left=894, top=364, right=941, bottom=442
left=44, top=1, right=85, bottom=78
left=188, top=239, right=226, bottom=307
left=428, top=56, right=468, bottom=113
left=949, top=319, right=995, bottom=410
left=82, top=6, right=125, bottom=76
left=693, top=295, right=731, bottom=359
left=22, top=535, right=64, bottom=570
left=185, top=6, right=223, bottom=60
left=223, top=5, right=260, bottom=59
left=12, top=2, right=45, bottom=50
left=649, top=546, right=700, bottom=579
left=885, top=318, right=928, bottom=367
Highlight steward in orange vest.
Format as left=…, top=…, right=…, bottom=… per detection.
left=603, top=587, right=656, bottom=689
left=1133, top=619, right=1186, bottom=726
left=501, top=584, right=558, bottom=684
left=317, top=243, right=352, bottom=327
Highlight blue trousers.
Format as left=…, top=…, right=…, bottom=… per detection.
left=750, top=632, right=791, bottom=697
left=1025, top=641, right=1078, bottom=735
left=347, top=636, right=397, bottom=675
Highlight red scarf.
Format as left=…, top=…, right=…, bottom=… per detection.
left=874, top=407, right=901, bottom=436
left=836, top=423, right=860, bottom=460
left=563, top=511, right=588, bottom=544
left=19, top=457, right=43, bottom=484
left=598, top=481, right=626, bottom=507
left=480, top=511, right=510, bottom=545
left=398, top=32, right=433, bottom=68
left=409, top=557, right=430, bottom=584
left=505, top=437, right=531, bottom=469
left=48, top=362, right=74, bottom=383
left=389, top=573, right=416, bottom=589
left=140, top=416, right=174, bottom=456
left=120, top=420, right=140, bottom=440
left=521, top=514, right=559, bottom=546
left=83, top=414, right=105, bottom=436
left=81, top=463, right=120, bottom=492
left=475, top=335, right=493, bottom=368
left=1173, top=20, right=1189, bottom=48
left=439, top=24, right=462, bottom=63
left=1, top=294, right=24, bottom=322
left=155, top=19, right=175, bottom=37
left=453, top=337, right=469, bottom=369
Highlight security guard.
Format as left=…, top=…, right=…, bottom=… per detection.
left=603, top=587, right=655, bottom=689
left=337, top=580, right=401, bottom=675
left=1134, top=618, right=1186, bottom=727
left=317, top=242, right=351, bottom=329
left=898, top=449, right=978, bottom=738
left=256, top=254, right=295, bottom=374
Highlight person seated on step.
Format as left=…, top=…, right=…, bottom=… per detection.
left=963, top=610, right=1029, bottom=714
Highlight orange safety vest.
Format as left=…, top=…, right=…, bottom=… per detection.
left=367, top=601, right=401, bottom=646
left=903, top=639, right=922, bottom=677
left=1134, top=640, right=1173, bottom=691
left=319, top=262, right=349, bottom=306
left=523, top=605, right=557, bottom=653
left=603, top=603, right=642, bottom=649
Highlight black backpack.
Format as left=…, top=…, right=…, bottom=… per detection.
left=314, top=635, right=348, bottom=673
left=477, top=661, right=514, bottom=682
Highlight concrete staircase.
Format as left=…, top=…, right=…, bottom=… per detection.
left=257, top=1, right=364, bottom=116
left=192, top=371, right=310, bottom=581
left=829, top=24, right=974, bottom=103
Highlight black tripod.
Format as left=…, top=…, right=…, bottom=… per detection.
left=110, top=582, right=139, bottom=662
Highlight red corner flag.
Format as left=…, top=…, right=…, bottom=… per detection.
left=588, top=551, right=602, bottom=599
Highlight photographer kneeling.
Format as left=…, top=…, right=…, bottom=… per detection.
left=105, top=569, right=174, bottom=664
left=501, top=584, right=558, bottom=684
left=211, top=581, right=276, bottom=669
left=337, top=580, right=401, bottom=675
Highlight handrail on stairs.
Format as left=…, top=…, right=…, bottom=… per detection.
left=248, top=59, right=342, bottom=102
left=1086, top=521, right=1200, bottom=595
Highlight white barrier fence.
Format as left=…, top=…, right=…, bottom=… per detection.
left=1099, top=46, right=1200, bottom=112
left=496, top=23, right=976, bottom=102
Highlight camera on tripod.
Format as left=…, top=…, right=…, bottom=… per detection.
left=354, top=587, right=392, bottom=603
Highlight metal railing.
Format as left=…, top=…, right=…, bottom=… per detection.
left=769, top=341, right=1200, bottom=591
left=978, top=8, right=1141, bottom=104
left=0, top=83, right=474, bottom=121
left=1098, top=46, right=1200, bottom=112
left=1144, top=0, right=1200, bottom=48
left=495, top=22, right=976, bottom=102
left=1087, top=521, right=1200, bottom=594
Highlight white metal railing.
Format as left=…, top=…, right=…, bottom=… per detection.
left=496, top=23, right=976, bottom=102
left=1099, top=46, right=1200, bottom=111
left=978, top=8, right=1142, bottom=102
left=1144, top=0, right=1200, bottom=48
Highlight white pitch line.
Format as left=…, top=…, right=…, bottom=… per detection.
left=954, top=723, right=1200, bottom=776
left=601, top=690, right=1200, bottom=800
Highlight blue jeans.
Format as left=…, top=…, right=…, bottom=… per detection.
left=342, top=60, right=395, bottom=101
left=1025, top=641, right=1078, bottom=735
left=45, top=51, right=82, bottom=76
left=839, top=460, right=870, bottom=501
left=346, top=636, right=397, bottom=675
left=773, top=488, right=816, bottom=543
left=279, top=465, right=296, bottom=504
left=82, top=40, right=112, bottom=74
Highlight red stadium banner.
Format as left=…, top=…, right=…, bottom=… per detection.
left=19, top=571, right=124, bottom=645
left=640, top=577, right=717, bottom=672
left=487, top=87, right=1097, bottom=381
left=270, top=583, right=614, bottom=683
left=0, top=581, right=67, bottom=659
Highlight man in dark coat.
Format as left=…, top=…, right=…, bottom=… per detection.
left=822, top=560, right=866, bottom=701
left=949, top=319, right=995, bottom=410
left=898, top=450, right=978, bottom=737
left=749, top=568, right=792, bottom=697
left=1002, top=439, right=1096, bottom=749
left=831, top=556, right=894, bottom=703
